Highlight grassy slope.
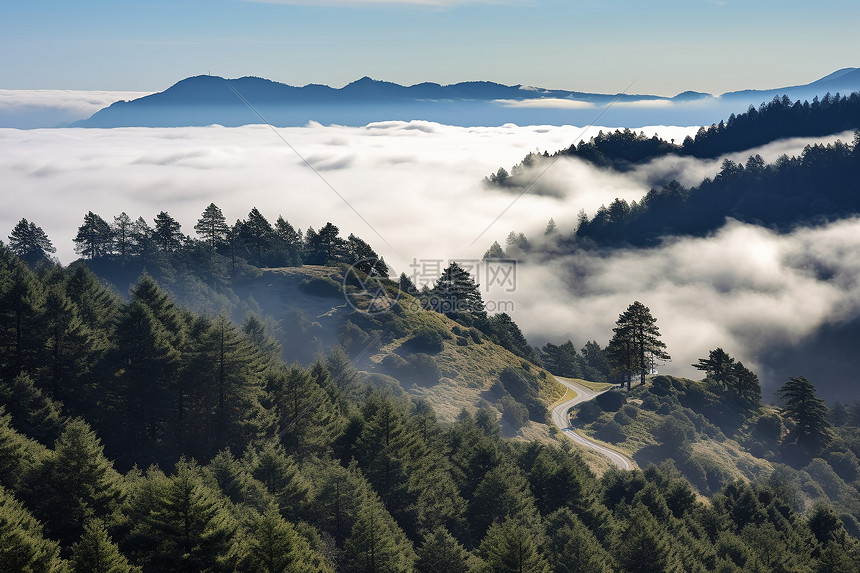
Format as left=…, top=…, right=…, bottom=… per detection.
left=248, top=266, right=564, bottom=436
left=569, top=375, right=860, bottom=529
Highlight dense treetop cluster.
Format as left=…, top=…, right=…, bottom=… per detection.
left=2, top=244, right=860, bottom=571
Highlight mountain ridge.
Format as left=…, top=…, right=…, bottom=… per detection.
left=75, top=68, right=860, bottom=128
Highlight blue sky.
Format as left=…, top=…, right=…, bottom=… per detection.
left=2, top=0, right=858, bottom=95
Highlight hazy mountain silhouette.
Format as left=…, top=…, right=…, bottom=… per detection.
left=75, top=69, right=860, bottom=128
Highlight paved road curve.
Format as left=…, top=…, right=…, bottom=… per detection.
left=551, top=377, right=635, bottom=471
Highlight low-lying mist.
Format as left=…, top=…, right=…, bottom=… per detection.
left=1, top=119, right=856, bottom=401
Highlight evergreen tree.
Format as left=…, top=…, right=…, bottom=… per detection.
left=476, top=518, right=550, bottom=573
left=693, top=348, right=761, bottom=407
left=8, top=218, right=55, bottom=266
left=111, top=212, right=134, bottom=262
left=129, top=216, right=155, bottom=261
left=430, top=262, right=485, bottom=317
left=249, top=444, right=311, bottom=522
left=544, top=508, right=613, bottom=573
left=483, top=241, right=505, bottom=260
left=242, top=312, right=282, bottom=364
left=304, top=222, right=346, bottom=266
left=74, top=211, right=113, bottom=259
left=236, top=207, right=276, bottom=265
left=0, top=254, right=45, bottom=379
left=194, top=203, right=229, bottom=248
left=25, top=418, right=125, bottom=545
left=0, top=406, right=42, bottom=491
left=346, top=234, right=388, bottom=276
left=70, top=519, right=139, bottom=573
left=342, top=491, right=417, bottom=573
left=0, top=485, right=66, bottom=573
left=266, top=365, right=341, bottom=459
left=607, top=301, right=670, bottom=388
left=129, top=460, right=238, bottom=572
left=188, top=314, right=273, bottom=454
left=152, top=211, right=183, bottom=252
left=415, top=527, right=470, bottom=573
left=467, top=461, right=541, bottom=542
left=779, top=376, right=832, bottom=453
left=0, top=374, right=64, bottom=446
left=275, top=216, right=303, bottom=266
left=615, top=504, right=680, bottom=573
left=114, top=291, right=181, bottom=465
left=692, top=347, right=735, bottom=383
left=43, top=282, right=94, bottom=401
left=243, top=504, right=333, bottom=573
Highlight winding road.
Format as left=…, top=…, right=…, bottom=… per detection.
left=551, top=377, right=635, bottom=471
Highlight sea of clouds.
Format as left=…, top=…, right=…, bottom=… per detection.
left=1, top=101, right=857, bottom=398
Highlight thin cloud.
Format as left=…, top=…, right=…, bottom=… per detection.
left=246, top=0, right=511, bottom=6
left=495, top=98, right=594, bottom=110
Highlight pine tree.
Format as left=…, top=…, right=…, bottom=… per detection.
left=152, top=211, right=183, bottom=252
left=8, top=218, right=56, bottom=266
left=25, top=418, right=125, bottom=545
left=70, top=519, right=139, bottom=573
left=112, top=212, right=134, bottom=261
left=0, top=485, right=66, bottom=573
left=74, top=211, right=113, bottom=259
left=431, top=261, right=485, bottom=317
left=615, top=504, right=680, bottom=573
left=43, top=282, right=94, bottom=401
left=415, top=527, right=470, bottom=573
left=0, top=254, right=45, bottom=379
left=132, top=459, right=238, bottom=572
left=607, top=301, right=670, bottom=388
left=0, top=374, right=64, bottom=446
left=266, top=365, right=341, bottom=459
left=476, top=518, right=550, bottom=573
left=236, top=207, right=276, bottom=264
left=194, top=203, right=229, bottom=248
left=779, top=376, right=832, bottom=453
left=0, top=407, right=35, bottom=491
left=242, top=312, right=282, bottom=364
left=467, top=461, right=541, bottom=542
left=544, top=508, right=613, bottom=573
left=249, top=444, right=311, bottom=522
left=275, top=216, right=303, bottom=266
left=191, top=314, right=273, bottom=454
left=342, top=491, right=417, bottom=573
left=129, top=216, right=155, bottom=261
left=243, top=504, right=333, bottom=573
left=114, top=296, right=180, bottom=465
left=482, top=241, right=505, bottom=260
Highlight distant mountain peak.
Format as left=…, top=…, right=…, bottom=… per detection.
left=74, top=67, right=860, bottom=129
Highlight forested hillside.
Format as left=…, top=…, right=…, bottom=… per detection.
left=2, top=244, right=860, bottom=571
left=487, top=91, right=860, bottom=183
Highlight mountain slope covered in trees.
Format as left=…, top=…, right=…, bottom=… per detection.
left=2, top=244, right=860, bottom=572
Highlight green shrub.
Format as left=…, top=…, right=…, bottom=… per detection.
left=752, top=412, right=783, bottom=442
left=402, top=326, right=445, bottom=353
left=298, top=276, right=342, bottom=298
left=595, top=419, right=626, bottom=442
left=595, top=390, right=626, bottom=412
left=500, top=396, right=529, bottom=429
left=577, top=401, right=602, bottom=423
left=456, top=336, right=469, bottom=346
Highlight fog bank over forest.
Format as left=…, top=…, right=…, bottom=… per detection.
left=2, top=120, right=856, bottom=399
